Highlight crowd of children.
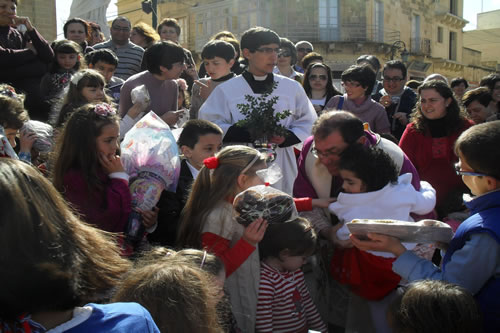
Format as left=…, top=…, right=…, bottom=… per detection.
left=1, top=4, right=499, bottom=332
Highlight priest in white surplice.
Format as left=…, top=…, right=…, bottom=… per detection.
left=199, top=27, right=317, bottom=195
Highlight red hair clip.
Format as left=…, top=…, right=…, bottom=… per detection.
left=203, top=156, right=219, bottom=169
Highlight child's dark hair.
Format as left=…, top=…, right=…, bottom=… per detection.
left=201, top=40, right=236, bottom=63
left=240, top=27, right=280, bottom=53
left=52, top=103, right=120, bottom=195
left=178, top=119, right=223, bottom=149
left=85, top=49, right=119, bottom=67
left=339, top=144, right=398, bottom=192
left=144, top=41, right=185, bottom=74
left=388, top=280, right=481, bottom=333
left=454, top=120, right=500, bottom=180
left=0, top=85, right=29, bottom=129
left=50, top=39, right=85, bottom=73
left=341, top=64, right=376, bottom=96
left=259, top=217, right=317, bottom=260
left=56, top=69, right=111, bottom=127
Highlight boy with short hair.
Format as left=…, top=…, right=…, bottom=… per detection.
left=351, top=120, right=500, bottom=332
left=190, top=40, right=236, bottom=119
left=148, top=119, right=223, bottom=246
left=85, top=49, right=124, bottom=103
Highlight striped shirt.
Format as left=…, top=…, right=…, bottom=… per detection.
left=256, top=263, right=327, bottom=333
left=94, top=40, right=144, bottom=80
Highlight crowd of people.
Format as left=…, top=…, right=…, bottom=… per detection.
left=1, top=0, right=499, bottom=331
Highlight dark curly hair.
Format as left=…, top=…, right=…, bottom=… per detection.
left=411, top=80, right=466, bottom=135
left=339, top=144, right=398, bottom=192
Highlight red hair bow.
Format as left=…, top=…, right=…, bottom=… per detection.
left=203, top=156, right=219, bottom=169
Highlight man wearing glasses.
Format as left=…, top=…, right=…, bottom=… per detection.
left=294, top=111, right=421, bottom=245
left=294, top=40, right=314, bottom=73
left=373, top=60, right=417, bottom=139
left=199, top=27, right=316, bottom=195
left=94, top=17, right=144, bottom=80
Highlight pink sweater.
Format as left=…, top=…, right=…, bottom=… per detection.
left=63, top=169, right=132, bottom=233
left=325, top=94, right=390, bottom=134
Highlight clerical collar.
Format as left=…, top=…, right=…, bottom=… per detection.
left=212, top=72, right=236, bottom=82
left=242, top=70, right=274, bottom=94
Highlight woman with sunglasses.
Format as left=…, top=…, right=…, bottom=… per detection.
left=325, top=64, right=390, bottom=134
left=303, top=62, right=341, bottom=114
left=399, top=80, right=473, bottom=217
left=273, top=38, right=303, bottom=83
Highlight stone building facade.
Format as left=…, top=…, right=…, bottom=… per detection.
left=17, top=0, right=57, bottom=42
left=117, top=0, right=497, bottom=82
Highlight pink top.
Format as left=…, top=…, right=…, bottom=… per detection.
left=325, top=94, right=390, bottom=134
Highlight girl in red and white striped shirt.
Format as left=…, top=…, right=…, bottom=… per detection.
left=256, top=217, right=327, bottom=333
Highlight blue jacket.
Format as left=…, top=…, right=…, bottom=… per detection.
left=443, top=190, right=500, bottom=333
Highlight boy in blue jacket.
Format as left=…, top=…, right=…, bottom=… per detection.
left=351, top=120, right=500, bottom=332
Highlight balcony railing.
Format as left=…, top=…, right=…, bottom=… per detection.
left=271, top=24, right=400, bottom=44
left=410, top=38, right=431, bottom=56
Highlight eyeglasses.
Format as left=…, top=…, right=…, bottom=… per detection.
left=383, top=77, right=404, bottom=83
left=278, top=51, right=292, bottom=58
left=297, top=47, right=313, bottom=53
left=309, top=74, right=327, bottom=81
left=311, top=146, right=342, bottom=158
left=112, top=26, right=131, bottom=32
left=341, top=81, right=361, bottom=88
left=255, top=47, right=281, bottom=54
left=454, top=163, right=489, bottom=177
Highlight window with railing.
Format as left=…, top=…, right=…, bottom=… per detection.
left=319, top=0, right=339, bottom=41
left=177, top=17, right=188, bottom=46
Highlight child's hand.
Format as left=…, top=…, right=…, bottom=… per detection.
left=19, top=130, right=36, bottom=153
left=161, top=110, right=184, bottom=126
left=195, top=80, right=212, bottom=100
left=350, top=233, right=406, bottom=256
left=127, top=102, right=148, bottom=119
left=137, top=207, right=159, bottom=229
left=242, top=217, right=268, bottom=246
left=312, top=197, right=336, bottom=208
left=98, top=152, right=125, bottom=174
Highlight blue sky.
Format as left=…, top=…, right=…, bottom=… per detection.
left=56, top=0, right=499, bottom=37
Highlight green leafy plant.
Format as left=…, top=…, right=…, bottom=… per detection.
left=236, top=81, right=291, bottom=142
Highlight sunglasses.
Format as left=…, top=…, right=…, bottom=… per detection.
left=309, top=74, right=327, bottom=81
left=297, top=47, right=313, bottom=53
left=278, top=51, right=292, bottom=58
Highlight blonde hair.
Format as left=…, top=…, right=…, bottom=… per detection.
left=132, top=22, right=160, bottom=48
left=177, top=145, right=265, bottom=248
